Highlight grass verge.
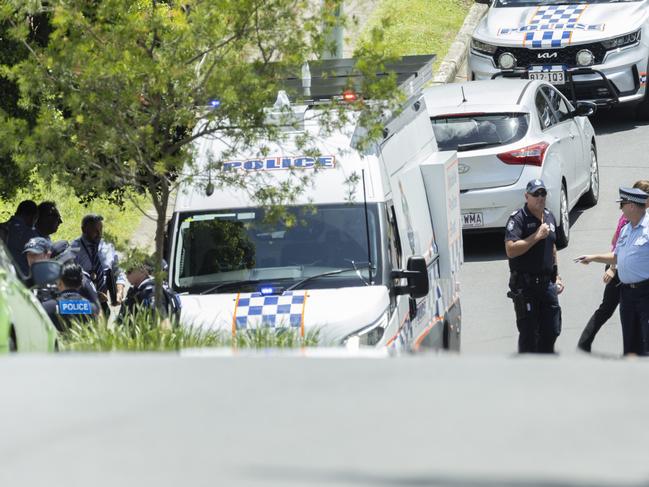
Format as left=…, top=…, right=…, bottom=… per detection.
left=359, top=0, right=472, bottom=68
left=60, top=311, right=321, bottom=352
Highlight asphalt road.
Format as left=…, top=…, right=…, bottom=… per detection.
left=2, top=354, right=649, bottom=486
left=460, top=107, right=649, bottom=356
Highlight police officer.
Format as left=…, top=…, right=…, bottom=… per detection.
left=51, top=240, right=101, bottom=311
left=577, top=187, right=649, bottom=355
left=29, top=201, right=63, bottom=241
left=117, top=259, right=180, bottom=324
left=505, top=179, right=564, bottom=353
left=2, top=199, right=38, bottom=276
left=71, top=214, right=126, bottom=316
left=41, top=261, right=99, bottom=332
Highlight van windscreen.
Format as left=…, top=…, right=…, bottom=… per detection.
left=172, top=204, right=381, bottom=293
left=431, top=113, right=529, bottom=152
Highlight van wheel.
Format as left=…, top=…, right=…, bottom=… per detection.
left=556, top=184, right=570, bottom=249
left=579, top=145, right=599, bottom=207
left=8, top=327, right=17, bottom=352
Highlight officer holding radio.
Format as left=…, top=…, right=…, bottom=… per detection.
left=505, top=179, right=564, bottom=354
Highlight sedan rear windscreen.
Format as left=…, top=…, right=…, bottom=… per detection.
left=431, top=113, right=529, bottom=152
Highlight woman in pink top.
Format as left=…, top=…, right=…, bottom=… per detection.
left=578, top=180, right=649, bottom=352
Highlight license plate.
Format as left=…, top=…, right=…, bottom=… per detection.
left=529, top=70, right=565, bottom=85
left=463, top=212, right=484, bottom=228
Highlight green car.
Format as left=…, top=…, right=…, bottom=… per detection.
left=0, top=241, right=58, bottom=353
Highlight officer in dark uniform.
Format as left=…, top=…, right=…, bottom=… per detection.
left=51, top=240, right=101, bottom=311
left=41, top=261, right=99, bottom=332
left=505, top=179, right=564, bottom=353
left=117, top=259, right=181, bottom=324
left=578, top=187, right=649, bottom=355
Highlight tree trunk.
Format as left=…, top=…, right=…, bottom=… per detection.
left=152, top=182, right=171, bottom=329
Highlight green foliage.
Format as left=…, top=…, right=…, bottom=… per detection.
left=360, top=0, right=472, bottom=69
left=0, top=173, right=146, bottom=248
left=60, top=309, right=320, bottom=352
left=1, top=0, right=401, bottom=308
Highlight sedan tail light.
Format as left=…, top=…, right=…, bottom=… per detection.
left=497, top=142, right=549, bottom=167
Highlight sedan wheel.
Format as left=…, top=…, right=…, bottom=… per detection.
left=556, top=184, right=570, bottom=249
left=579, top=146, right=599, bottom=207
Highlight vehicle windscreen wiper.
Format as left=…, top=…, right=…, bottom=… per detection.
left=199, top=279, right=267, bottom=295
left=286, top=264, right=372, bottom=291
left=456, top=141, right=501, bottom=152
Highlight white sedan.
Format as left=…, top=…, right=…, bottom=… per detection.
left=423, top=79, right=599, bottom=247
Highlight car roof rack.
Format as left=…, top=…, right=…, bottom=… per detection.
left=279, top=54, right=436, bottom=102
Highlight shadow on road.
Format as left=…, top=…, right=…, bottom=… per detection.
left=247, top=465, right=649, bottom=487
left=463, top=230, right=507, bottom=262
left=590, top=106, right=649, bottom=135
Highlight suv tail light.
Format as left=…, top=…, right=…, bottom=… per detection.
left=497, top=142, right=549, bottom=167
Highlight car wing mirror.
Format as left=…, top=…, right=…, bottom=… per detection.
left=31, top=260, right=62, bottom=287
left=572, top=101, right=597, bottom=118
left=391, top=256, right=429, bottom=299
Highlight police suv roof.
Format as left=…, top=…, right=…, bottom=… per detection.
left=423, top=79, right=537, bottom=117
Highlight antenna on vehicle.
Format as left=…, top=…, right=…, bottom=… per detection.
left=461, top=86, right=468, bottom=104
left=361, top=169, right=373, bottom=285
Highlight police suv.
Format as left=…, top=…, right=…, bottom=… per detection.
left=166, top=57, right=463, bottom=352
left=471, top=0, right=649, bottom=118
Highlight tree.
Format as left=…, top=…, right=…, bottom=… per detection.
left=0, top=0, right=400, bottom=315
left=0, top=13, right=51, bottom=200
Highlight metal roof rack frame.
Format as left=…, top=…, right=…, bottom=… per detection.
left=279, top=54, right=436, bottom=102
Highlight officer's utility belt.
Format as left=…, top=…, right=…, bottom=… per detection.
left=510, top=271, right=553, bottom=288
left=620, top=278, right=649, bottom=289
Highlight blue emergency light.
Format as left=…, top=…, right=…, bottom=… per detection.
left=209, top=99, right=221, bottom=108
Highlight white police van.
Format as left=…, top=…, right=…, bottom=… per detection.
left=166, top=57, right=463, bottom=352
left=471, top=0, right=649, bottom=118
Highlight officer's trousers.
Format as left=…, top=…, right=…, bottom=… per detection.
left=578, top=271, right=620, bottom=351
left=619, top=285, right=649, bottom=355
left=510, top=281, right=561, bottom=353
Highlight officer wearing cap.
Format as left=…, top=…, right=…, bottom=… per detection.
left=505, top=179, right=564, bottom=353
left=23, top=237, right=53, bottom=269
left=41, top=261, right=99, bottom=332
left=578, top=186, right=649, bottom=355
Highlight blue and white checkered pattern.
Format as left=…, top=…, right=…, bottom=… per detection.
left=525, top=5, right=586, bottom=48
left=234, top=291, right=306, bottom=329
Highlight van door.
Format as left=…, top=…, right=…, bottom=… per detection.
left=386, top=168, right=441, bottom=351
left=382, top=203, right=410, bottom=348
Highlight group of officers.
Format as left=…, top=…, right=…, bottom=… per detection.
left=506, top=179, right=649, bottom=356
left=0, top=200, right=179, bottom=332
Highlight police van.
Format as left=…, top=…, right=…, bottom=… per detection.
left=166, top=56, right=463, bottom=352
left=471, top=0, right=649, bottom=118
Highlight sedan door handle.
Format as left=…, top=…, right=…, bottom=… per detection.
left=569, top=133, right=576, bottom=139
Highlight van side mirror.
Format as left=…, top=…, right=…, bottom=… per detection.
left=474, top=0, right=491, bottom=4
left=572, top=101, right=597, bottom=118
left=391, top=256, right=429, bottom=299
left=31, top=260, right=62, bottom=287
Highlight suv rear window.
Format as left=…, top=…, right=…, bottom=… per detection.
left=431, top=113, right=529, bottom=152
